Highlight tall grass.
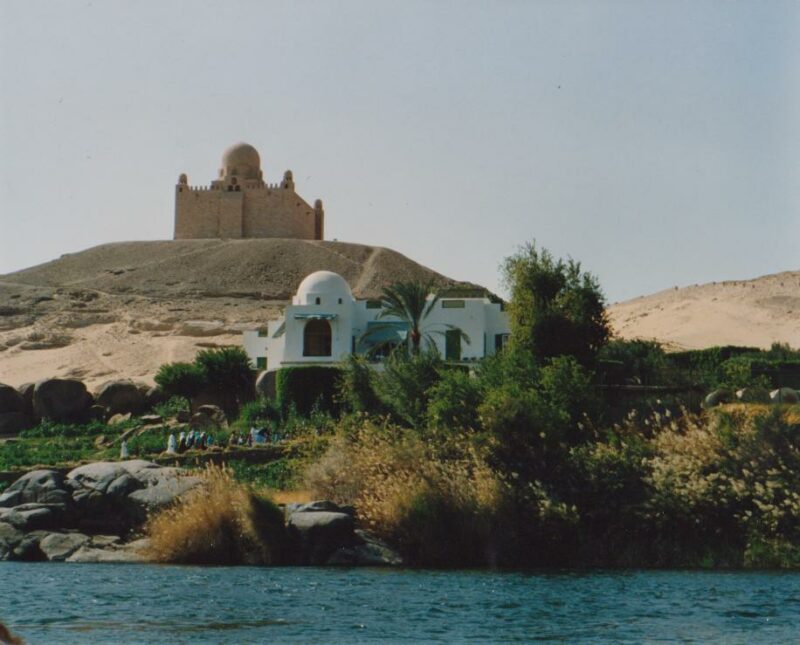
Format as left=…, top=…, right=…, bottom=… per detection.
left=306, top=419, right=575, bottom=567
left=144, top=465, right=286, bottom=565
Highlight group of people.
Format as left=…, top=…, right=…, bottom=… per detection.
left=155, top=427, right=278, bottom=457
left=166, top=430, right=215, bottom=455
left=227, top=431, right=255, bottom=447
left=227, top=427, right=279, bottom=447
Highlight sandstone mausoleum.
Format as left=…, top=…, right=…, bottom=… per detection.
left=174, top=142, right=324, bottom=240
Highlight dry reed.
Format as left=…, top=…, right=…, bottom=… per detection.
left=144, top=465, right=286, bottom=565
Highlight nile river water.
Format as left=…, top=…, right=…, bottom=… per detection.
left=2, top=564, right=799, bottom=643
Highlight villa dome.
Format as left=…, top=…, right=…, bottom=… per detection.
left=220, top=142, right=262, bottom=180
left=294, top=271, right=354, bottom=305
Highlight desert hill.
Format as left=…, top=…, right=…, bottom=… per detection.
left=608, top=270, right=800, bottom=351
left=0, top=239, right=472, bottom=388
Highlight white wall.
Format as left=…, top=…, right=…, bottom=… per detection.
left=243, top=293, right=510, bottom=370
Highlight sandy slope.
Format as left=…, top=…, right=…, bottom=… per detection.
left=2, top=239, right=796, bottom=388
left=0, top=239, right=472, bottom=388
left=608, top=270, right=800, bottom=351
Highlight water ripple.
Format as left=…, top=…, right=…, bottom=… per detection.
left=2, top=565, right=800, bottom=644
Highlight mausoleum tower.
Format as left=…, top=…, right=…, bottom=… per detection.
left=174, top=142, right=324, bottom=240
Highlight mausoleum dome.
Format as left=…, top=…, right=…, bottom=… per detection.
left=294, top=271, right=354, bottom=305
left=220, top=142, right=262, bottom=180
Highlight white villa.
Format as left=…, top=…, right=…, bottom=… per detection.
left=243, top=271, right=510, bottom=371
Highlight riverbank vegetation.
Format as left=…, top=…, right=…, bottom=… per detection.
left=3, top=241, right=800, bottom=569
left=145, top=465, right=286, bottom=565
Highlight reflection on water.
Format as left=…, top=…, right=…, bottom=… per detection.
left=2, top=564, right=800, bottom=644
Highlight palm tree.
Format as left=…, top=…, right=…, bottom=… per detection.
left=362, top=281, right=469, bottom=356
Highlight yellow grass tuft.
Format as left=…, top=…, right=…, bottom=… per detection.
left=144, top=465, right=286, bottom=565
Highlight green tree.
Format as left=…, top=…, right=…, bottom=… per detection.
left=195, top=347, right=256, bottom=415
left=365, top=281, right=469, bottom=356
left=502, top=242, right=610, bottom=367
left=375, top=351, right=443, bottom=429
left=426, top=367, right=482, bottom=432
left=154, top=362, right=205, bottom=401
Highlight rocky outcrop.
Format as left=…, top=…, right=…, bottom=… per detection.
left=770, top=388, right=800, bottom=404
left=327, top=529, right=404, bottom=567
left=0, top=412, right=32, bottom=434
left=32, top=378, right=93, bottom=422
left=286, top=501, right=402, bottom=567
left=0, top=469, right=71, bottom=506
left=94, top=379, right=145, bottom=416
left=0, top=459, right=201, bottom=560
left=38, top=532, right=90, bottom=561
left=16, top=382, right=35, bottom=417
left=190, top=404, right=228, bottom=430
left=704, top=389, right=733, bottom=408
left=0, top=382, right=32, bottom=434
left=0, top=384, right=24, bottom=414
left=255, top=371, right=276, bottom=399
left=144, top=386, right=167, bottom=410
left=0, top=462, right=402, bottom=567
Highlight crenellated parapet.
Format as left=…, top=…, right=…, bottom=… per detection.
left=174, top=143, right=324, bottom=241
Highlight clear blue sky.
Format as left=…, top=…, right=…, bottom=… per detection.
left=1, top=1, right=797, bottom=303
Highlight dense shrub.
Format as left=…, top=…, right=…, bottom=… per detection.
left=195, top=347, right=255, bottom=414
left=426, top=367, right=482, bottom=432
left=145, top=466, right=287, bottom=565
left=275, top=366, right=343, bottom=417
left=154, top=362, right=206, bottom=400
left=155, top=348, right=256, bottom=417
left=236, top=397, right=280, bottom=429
left=373, top=351, right=443, bottom=429
left=598, top=339, right=672, bottom=386
left=337, top=355, right=383, bottom=414
left=502, top=242, right=610, bottom=367
left=306, top=419, right=577, bottom=567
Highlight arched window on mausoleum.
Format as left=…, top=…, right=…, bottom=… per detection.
left=303, top=319, right=332, bottom=357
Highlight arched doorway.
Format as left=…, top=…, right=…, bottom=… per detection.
left=303, top=319, right=332, bottom=357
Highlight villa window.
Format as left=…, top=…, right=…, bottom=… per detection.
left=442, top=300, right=465, bottom=309
left=303, top=319, right=332, bottom=357
left=256, top=357, right=267, bottom=370
left=315, top=297, right=321, bottom=305
left=445, top=329, right=462, bottom=360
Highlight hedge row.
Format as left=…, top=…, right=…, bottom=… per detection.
left=275, top=366, right=343, bottom=417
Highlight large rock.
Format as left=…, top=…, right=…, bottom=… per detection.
left=285, top=500, right=356, bottom=518
left=326, top=529, right=403, bottom=567
left=770, top=388, right=800, bottom=404
left=0, top=503, right=67, bottom=531
left=66, top=538, right=149, bottom=563
left=191, top=404, right=228, bottom=430
left=255, top=371, right=276, bottom=400
left=11, top=533, right=45, bottom=561
left=704, top=389, right=733, bottom=408
left=0, top=380, right=33, bottom=433
left=0, top=411, right=32, bottom=435
left=33, top=378, right=93, bottom=422
left=17, top=382, right=35, bottom=417
left=287, top=507, right=355, bottom=565
left=0, top=383, right=24, bottom=413
left=66, top=462, right=143, bottom=532
left=0, top=469, right=71, bottom=507
left=120, top=460, right=200, bottom=517
left=735, top=388, right=771, bottom=404
left=144, top=386, right=167, bottom=410
left=39, top=532, right=90, bottom=561
left=67, top=462, right=143, bottom=500
left=94, top=380, right=146, bottom=416
left=0, top=521, right=24, bottom=560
